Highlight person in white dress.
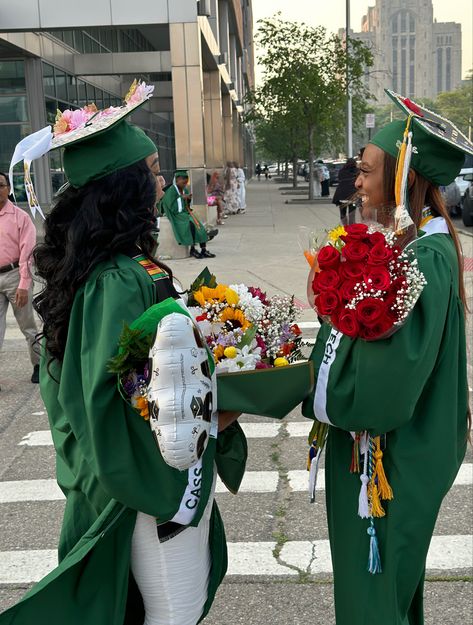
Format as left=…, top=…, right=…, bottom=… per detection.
left=236, top=164, right=246, bottom=212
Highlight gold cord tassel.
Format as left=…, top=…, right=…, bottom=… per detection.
left=369, top=480, right=385, bottom=518
left=373, top=436, right=393, bottom=501
left=394, top=115, right=413, bottom=208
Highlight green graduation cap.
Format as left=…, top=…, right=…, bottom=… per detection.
left=9, top=80, right=157, bottom=217
left=371, top=89, right=473, bottom=187
left=174, top=169, right=189, bottom=179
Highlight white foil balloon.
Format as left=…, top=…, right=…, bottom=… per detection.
left=147, top=313, right=217, bottom=471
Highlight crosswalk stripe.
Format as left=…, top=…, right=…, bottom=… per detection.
left=0, top=472, right=280, bottom=503
left=18, top=422, right=313, bottom=447
left=2, top=465, right=471, bottom=504
left=297, top=321, right=320, bottom=329
left=1, top=535, right=471, bottom=583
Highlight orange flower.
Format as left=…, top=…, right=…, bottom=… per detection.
left=135, top=396, right=149, bottom=420
left=213, top=344, right=225, bottom=362
left=53, top=110, right=69, bottom=135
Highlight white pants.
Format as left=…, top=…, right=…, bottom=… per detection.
left=131, top=498, right=213, bottom=625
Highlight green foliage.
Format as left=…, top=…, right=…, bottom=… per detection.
left=435, top=83, right=473, bottom=137
left=107, top=324, right=152, bottom=375
left=187, top=267, right=218, bottom=306
left=246, top=13, right=373, bottom=196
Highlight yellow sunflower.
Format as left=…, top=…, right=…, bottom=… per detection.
left=193, top=284, right=228, bottom=307
left=213, top=344, right=225, bottom=362
left=219, top=307, right=251, bottom=331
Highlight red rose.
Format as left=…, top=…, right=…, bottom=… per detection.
left=340, top=279, right=359, bottom=302
left=368, top=242, right=393, bottom=265
left=336, top=309, right=360, bottom=338
left=317, top=245, right=341, bottom=270
left=355, top=297, right=386, bottom=327
left=388, top=276, right=407, bottom=295
left=384, top=293, right=400, bottom=321
left=359, top=317, right=394, bottom=340
left=290, top=324, right=302, bottom=336
left=313, top=269, right=341, bottom=292
left=369, top=231, right=386, bottom=246
left=315, top=290, right=341, bottom=316
left=344, top=223, right=369, bottom=239
left=364, top=266, right=391, bottom=291
left=342, top=240, right=370, bottom=263
left=339, top=262, right=364, bottom=280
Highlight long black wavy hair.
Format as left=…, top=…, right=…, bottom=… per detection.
left=33, top=158, right=171, bottom=363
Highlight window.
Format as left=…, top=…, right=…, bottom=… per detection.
left=0, top=96, right=28, bottom=123
left=392, top=43, right=398, bottom=92
left=409, top=37, right=415, bottom=63
left=409, top=14, right=415, bottom=33
left=437, top=47, right=443, bottom=91
left=446, top=47, right=451, bottom=91
left=0, top=60, right=26, bottom=94
left=45, top=98, right=57, bottom=125
left=401, top=11, right=407, bottom=33
left=43, top=63, right=55, bottom=98
left=392, top=15, right=398, bottom=34
left=55, top=70, right=67, bottom=102
left=77, top=79, right=87, bottom=105
left=401, top=49, right=406, bottom=94
left=0, top=124, right=31, bottom=172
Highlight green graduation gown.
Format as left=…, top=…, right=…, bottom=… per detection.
left=302, top=232, right=468, bottom=625
left=160, top=185, right=208, bottom=246
left=0, top=254, right=247, bottom=625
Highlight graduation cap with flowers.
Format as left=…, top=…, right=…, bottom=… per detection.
left=9, top=80, right=157, bottom=218
left=370, top=89, right=473, bottom=231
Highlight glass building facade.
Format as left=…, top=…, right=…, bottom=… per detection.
left=0, top=28, right=175, bottom=205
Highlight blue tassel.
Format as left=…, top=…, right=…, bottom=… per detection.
left=367, top=523, right=382, bottom=574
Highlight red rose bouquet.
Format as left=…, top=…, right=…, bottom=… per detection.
left=308, top=223, right=427, bottom=341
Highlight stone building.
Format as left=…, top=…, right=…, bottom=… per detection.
left=0, top=0, right=255, bottom=210
left=349, top=0, right=462, bottom=103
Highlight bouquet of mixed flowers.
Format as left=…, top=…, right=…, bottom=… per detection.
left=187, top=270, right=303, bottom=373
left=109, top=268, right=313, bottom=424
left=186, top=270, right=313, bottom=419
left=308, top=223, right=427, bottom=341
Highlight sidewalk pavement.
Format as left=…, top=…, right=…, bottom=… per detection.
left=3, top=178, right=473, bottom=380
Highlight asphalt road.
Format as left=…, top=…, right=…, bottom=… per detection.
left=0, top=180, right=472, bottom=624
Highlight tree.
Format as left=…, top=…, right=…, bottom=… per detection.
left=246, top=14, right=373, bottom=198
left=435, top=80, right=473, bottom=140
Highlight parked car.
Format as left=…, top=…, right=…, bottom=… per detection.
left=455, top=153, right=473, bottom=203
left=461, top=173, right=473, bottom=227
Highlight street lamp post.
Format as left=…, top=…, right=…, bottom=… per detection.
left=346, top=0, right=353, bottom=158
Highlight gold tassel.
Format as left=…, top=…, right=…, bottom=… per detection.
left=373, top=436, right=394, bottom=501
left=369, top=481, right=385, bottom=518
left=394, top=115, right=413, bottom=207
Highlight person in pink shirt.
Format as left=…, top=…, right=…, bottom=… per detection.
left=0, top=171, right=39, bottom=387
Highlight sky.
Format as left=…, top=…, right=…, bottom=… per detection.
left=252, top=0, right=473, bottom=84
